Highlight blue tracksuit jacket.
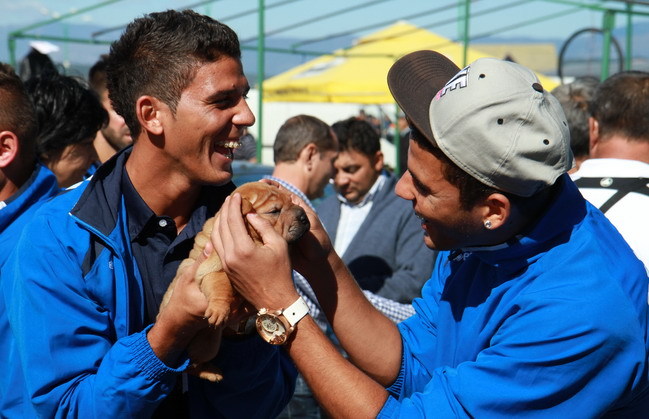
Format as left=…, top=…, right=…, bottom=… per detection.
left=0, top=163, right=59, bottom=263
left=1, top=153, right=296, bottom=418
left=379, top=175, right=649, bottom=418
left=0, top=163, right=59, bottom=416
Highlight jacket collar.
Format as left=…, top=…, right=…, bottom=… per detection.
left=70, top=146, right=131, bottom=238
left=457, top=175, right=588, bottom=273
left=0, top=163, right=59, bottom=230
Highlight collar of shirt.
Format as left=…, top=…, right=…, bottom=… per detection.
left=333, top=172, right=388, bottom=256
left=122, top=170, right=160, bottom=241
left=336, top=170, right=387, bottom=208
left=572, top=158, right=649, bottom=179
left=263, top=175, right=315, bottom=211
left=121, top=168, right=222, bottom=244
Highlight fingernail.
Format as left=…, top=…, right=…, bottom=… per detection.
left=203, top=244, right=213, bottom=256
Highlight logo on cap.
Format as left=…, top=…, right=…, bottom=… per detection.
left=437, top=66, right=470, bottom=100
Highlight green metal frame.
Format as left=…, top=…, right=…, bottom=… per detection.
left=8, top=0, right=649, bottom=172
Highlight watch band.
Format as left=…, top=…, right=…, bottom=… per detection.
left=282, top=296, right=310, bottom=327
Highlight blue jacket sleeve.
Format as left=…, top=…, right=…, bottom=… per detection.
left=3, top=210, right=296, bottom=418
left=378, top=253, right=647, bottom=418
left=3, top=216, right=181, bottom=418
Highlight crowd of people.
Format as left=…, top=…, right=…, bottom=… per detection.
left=0, top=8, right=647, bottom=418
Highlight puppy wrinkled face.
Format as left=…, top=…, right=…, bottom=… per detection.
left=235, top=183, right=310, bottom=243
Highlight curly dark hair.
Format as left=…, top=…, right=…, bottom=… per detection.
left=331, top=117, right=380, bottom=157
left=106, top=9, right=241, bottom=139
left=25, top=72, right=107, bottom=158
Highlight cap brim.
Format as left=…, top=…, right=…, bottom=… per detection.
left=387, top=50, right=460, bottom=145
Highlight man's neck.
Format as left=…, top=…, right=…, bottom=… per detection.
left=591, top=136, right=649, bottom=164
left=94, top=132, right=119, bottom=163
left=0, top=158, right=36, bottom=202
left=0, top=177, right=16, bottom=203
left=125, top=146, right=200, bottom=233
left=271, top=164, right=309, bottom=197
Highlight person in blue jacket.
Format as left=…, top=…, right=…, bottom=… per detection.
left=211, top=51, right=649, bottom=417
left=0, top=63, right=59, bottom=264
left=0, top=63, right=60, bottom=416
left=1, top=10, right=295, bottom=418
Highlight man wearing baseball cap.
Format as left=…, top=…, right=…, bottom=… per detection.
left=213, top=51, right=649, bottom=417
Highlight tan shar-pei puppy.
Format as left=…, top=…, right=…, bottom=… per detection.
left=160, top=182, right=310, bottom=382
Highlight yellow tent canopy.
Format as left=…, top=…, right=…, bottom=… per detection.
left=263, top=21, right=559, bottom=104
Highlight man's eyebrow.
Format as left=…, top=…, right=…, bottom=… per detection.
left=205, top=85, right=250, bottom=101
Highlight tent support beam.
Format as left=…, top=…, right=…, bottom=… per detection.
left=626, top=3, right=634, bottom=70
left=459, top=0, right=470, bottom=67
left=257, top=0, right=266, bottom=161
left=601, top=10, right=615, bottom=80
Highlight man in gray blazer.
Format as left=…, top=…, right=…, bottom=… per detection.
left=318, top=117, right=435, bottom=305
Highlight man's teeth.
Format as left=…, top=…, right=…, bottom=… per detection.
left=217, top=140, right=241, bottom=149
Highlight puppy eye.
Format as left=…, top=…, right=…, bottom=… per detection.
left=265, top=208, right=281, bottom=215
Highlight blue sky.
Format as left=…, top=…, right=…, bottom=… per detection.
left=1, top=0, right=609, bottom=40
left=2, top=0, right=649, bottom=73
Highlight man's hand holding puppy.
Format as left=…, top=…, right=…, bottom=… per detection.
left=214, top=193, right=298, bottom=311
left=147, top=247, right=211, bottom=367
left=212, top=190, right=398, bottom=418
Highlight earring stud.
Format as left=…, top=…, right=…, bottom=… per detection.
left=484, top=220, right=492, bottom=229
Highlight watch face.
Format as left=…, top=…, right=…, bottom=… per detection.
left=256, top=314, right=288, bottom=345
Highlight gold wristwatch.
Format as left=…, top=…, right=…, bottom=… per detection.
left=255, top=296, right=309, bottom=345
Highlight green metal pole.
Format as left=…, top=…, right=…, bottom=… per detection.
left=459, top=0, right=470, bottom=67
left=7, top=0, right=123, bottom=70
left=8, top=35, right=16, bottom=68
left=625, top=3, right=633, bottom=70
left=63, top=23, right=69, bottom=73
left=257, top=0, right=265, bottom=163
left=393, top=103, right=400, bottom=175
left=601, top=10, right=615, bottom=80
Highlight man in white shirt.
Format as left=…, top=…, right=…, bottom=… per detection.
left=571, top=71, right=649, bottom=271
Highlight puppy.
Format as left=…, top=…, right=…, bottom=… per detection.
left=160, top=182, right=310, bottom=382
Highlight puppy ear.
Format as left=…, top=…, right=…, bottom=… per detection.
left=240, top=197, right=254, bottom=215
left=240, top=197, right=263, bottom=242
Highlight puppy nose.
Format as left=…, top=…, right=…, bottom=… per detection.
left=298, top=210, right=309, bottom=227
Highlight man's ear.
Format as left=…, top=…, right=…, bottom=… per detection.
left=299, top=143, right=318, bottom=170
left=136, top=96, right=164, bottom=136
left=0, top=130, right=19, bottom=168
left=588, top=116, right=600, bottom=155
left=481, top=192, right=510, bottom=230
left=371, top=150, right=384, bottom=172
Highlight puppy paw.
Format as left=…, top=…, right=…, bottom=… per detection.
left=187, top=363, right=224, bottom=383
left=205, top=304, right=229, bottom=326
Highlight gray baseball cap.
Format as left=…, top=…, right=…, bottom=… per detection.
left=388, top=50, right=574, bottom=197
